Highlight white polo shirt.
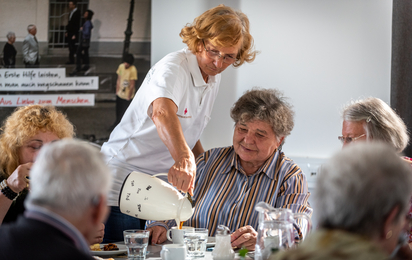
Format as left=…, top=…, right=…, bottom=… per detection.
left=101, top=48, right=221, bottom=206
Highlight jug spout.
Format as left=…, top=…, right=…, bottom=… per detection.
left=255, top=201, right=277, bottom=223
left=176, top=193, right=194, bottom=221
left=255, top=201, right=274, bottom=213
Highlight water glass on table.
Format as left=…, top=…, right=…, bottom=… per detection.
left=183, top=228, right=208, bottom=258
left=123, top=229, right=150, bottom=260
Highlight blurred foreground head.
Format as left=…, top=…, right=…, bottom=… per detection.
left=26, top=139, right=112, bottom=219
left=316, top=142, right=412, bottom=254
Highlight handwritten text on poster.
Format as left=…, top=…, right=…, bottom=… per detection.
left=0, top=68, right=98, bottom=91
left=0, top=94, right=95, bottom=107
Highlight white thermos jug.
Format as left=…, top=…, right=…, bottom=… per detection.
left=119, top=171, right=194, bottom=221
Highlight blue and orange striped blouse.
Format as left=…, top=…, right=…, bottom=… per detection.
left=148, top=146, right=313, bottom=237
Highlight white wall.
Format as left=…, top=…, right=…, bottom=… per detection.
left=152, top=0, right=392, bottom=159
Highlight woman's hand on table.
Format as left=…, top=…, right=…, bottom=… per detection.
left=147, top=226, right=167, bottom=245
left=7, top=162, right=32, bottom=193
left=230, top=225, right=257, bottom=251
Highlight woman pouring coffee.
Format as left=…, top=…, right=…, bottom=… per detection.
left=101, top=4, right=257, bottom=243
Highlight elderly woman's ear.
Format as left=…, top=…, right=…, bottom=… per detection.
left=380, top=205, right=405, bottom=252
left=278, top=136, right=285, bottom=147
left=382, top=206, right=400, bottom=238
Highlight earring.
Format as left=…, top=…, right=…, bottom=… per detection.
left=386, top=230, right=393, bottom=240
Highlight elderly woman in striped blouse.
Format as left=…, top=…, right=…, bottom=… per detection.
left=147, top=88, right=312, bottom=250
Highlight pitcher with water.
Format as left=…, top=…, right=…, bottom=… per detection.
left=254, top=201, right=312, bottom=260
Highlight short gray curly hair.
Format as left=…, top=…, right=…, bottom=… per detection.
left=6, top=32, right=15, bottom=40
left=230, top=87, right=294, bottom=145
left=342, top=97, right=409, bottom=153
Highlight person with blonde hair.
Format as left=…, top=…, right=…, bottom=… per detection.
left=101, top=4, right=258, bottom=242
left=0, top=105, right=74, bottom=225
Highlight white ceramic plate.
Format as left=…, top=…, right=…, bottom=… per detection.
left=90, top=243, right=127, bottom=256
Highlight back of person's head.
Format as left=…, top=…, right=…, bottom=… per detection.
left=0, top=105, right=74, bottom=176
left=316, top=142, right=412, bottom=238
left=342, top=97, right=409, bottom=152
left=26, top=139, right=112, bottom=218
left=86, top=9, right=94, bottom=20
left=123, top=53, right=134, bottom=65
left=180, top=4, right=257, bottom=67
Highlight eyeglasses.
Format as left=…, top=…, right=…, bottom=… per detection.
left=202, top=40, right=237, bottom=64
left=338, top=134, right=366, bottom=144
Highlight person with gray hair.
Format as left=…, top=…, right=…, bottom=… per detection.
left=339, top=97, right=409, bottom=152
left=2, top=32, right=16, bottom=68
left=339, top=97, right=412, bottom=248
left=22, top=24, right=40, bottom=68
left=148, top=88, right=311, bottom=250
left=273, top=142, right=412, bottom=260
left=0, top=139, right=111, bottom=260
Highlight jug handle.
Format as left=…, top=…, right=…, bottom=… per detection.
left=293, top=213, right=312, bottom=240
left=152, top=173, right=168, bottom=178
left=152, top=173, right=189, bottom=199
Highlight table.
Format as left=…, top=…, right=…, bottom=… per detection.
left=97, top=242, right=252, bottom=260
left=95, top=242, right=162, bottom=259
left=105, top=243, right=212, bottom=260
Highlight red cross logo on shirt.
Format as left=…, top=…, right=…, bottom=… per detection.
left=184, top=108, right=188, bottom=115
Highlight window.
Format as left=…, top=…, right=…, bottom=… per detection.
left=48, top=0, right=89, bottom=49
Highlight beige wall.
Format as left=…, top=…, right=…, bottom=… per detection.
left=89, top=0, right=151, bottom=42
left=0, top=0, right=49, bottom=42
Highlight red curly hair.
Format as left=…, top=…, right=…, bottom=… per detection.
left=180, top=4, right=258, bottom=67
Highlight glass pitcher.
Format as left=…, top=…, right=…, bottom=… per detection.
left=254, top=202, right=312, bottom=260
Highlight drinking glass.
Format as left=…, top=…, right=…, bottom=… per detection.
left=183, top=228, right=208, bottom=258
left=123, top=229, right=150, bottom=260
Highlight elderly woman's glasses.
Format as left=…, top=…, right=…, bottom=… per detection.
left=338, top=134, right=366, bottom=144
left=202, top=40, right=236, bottom=64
